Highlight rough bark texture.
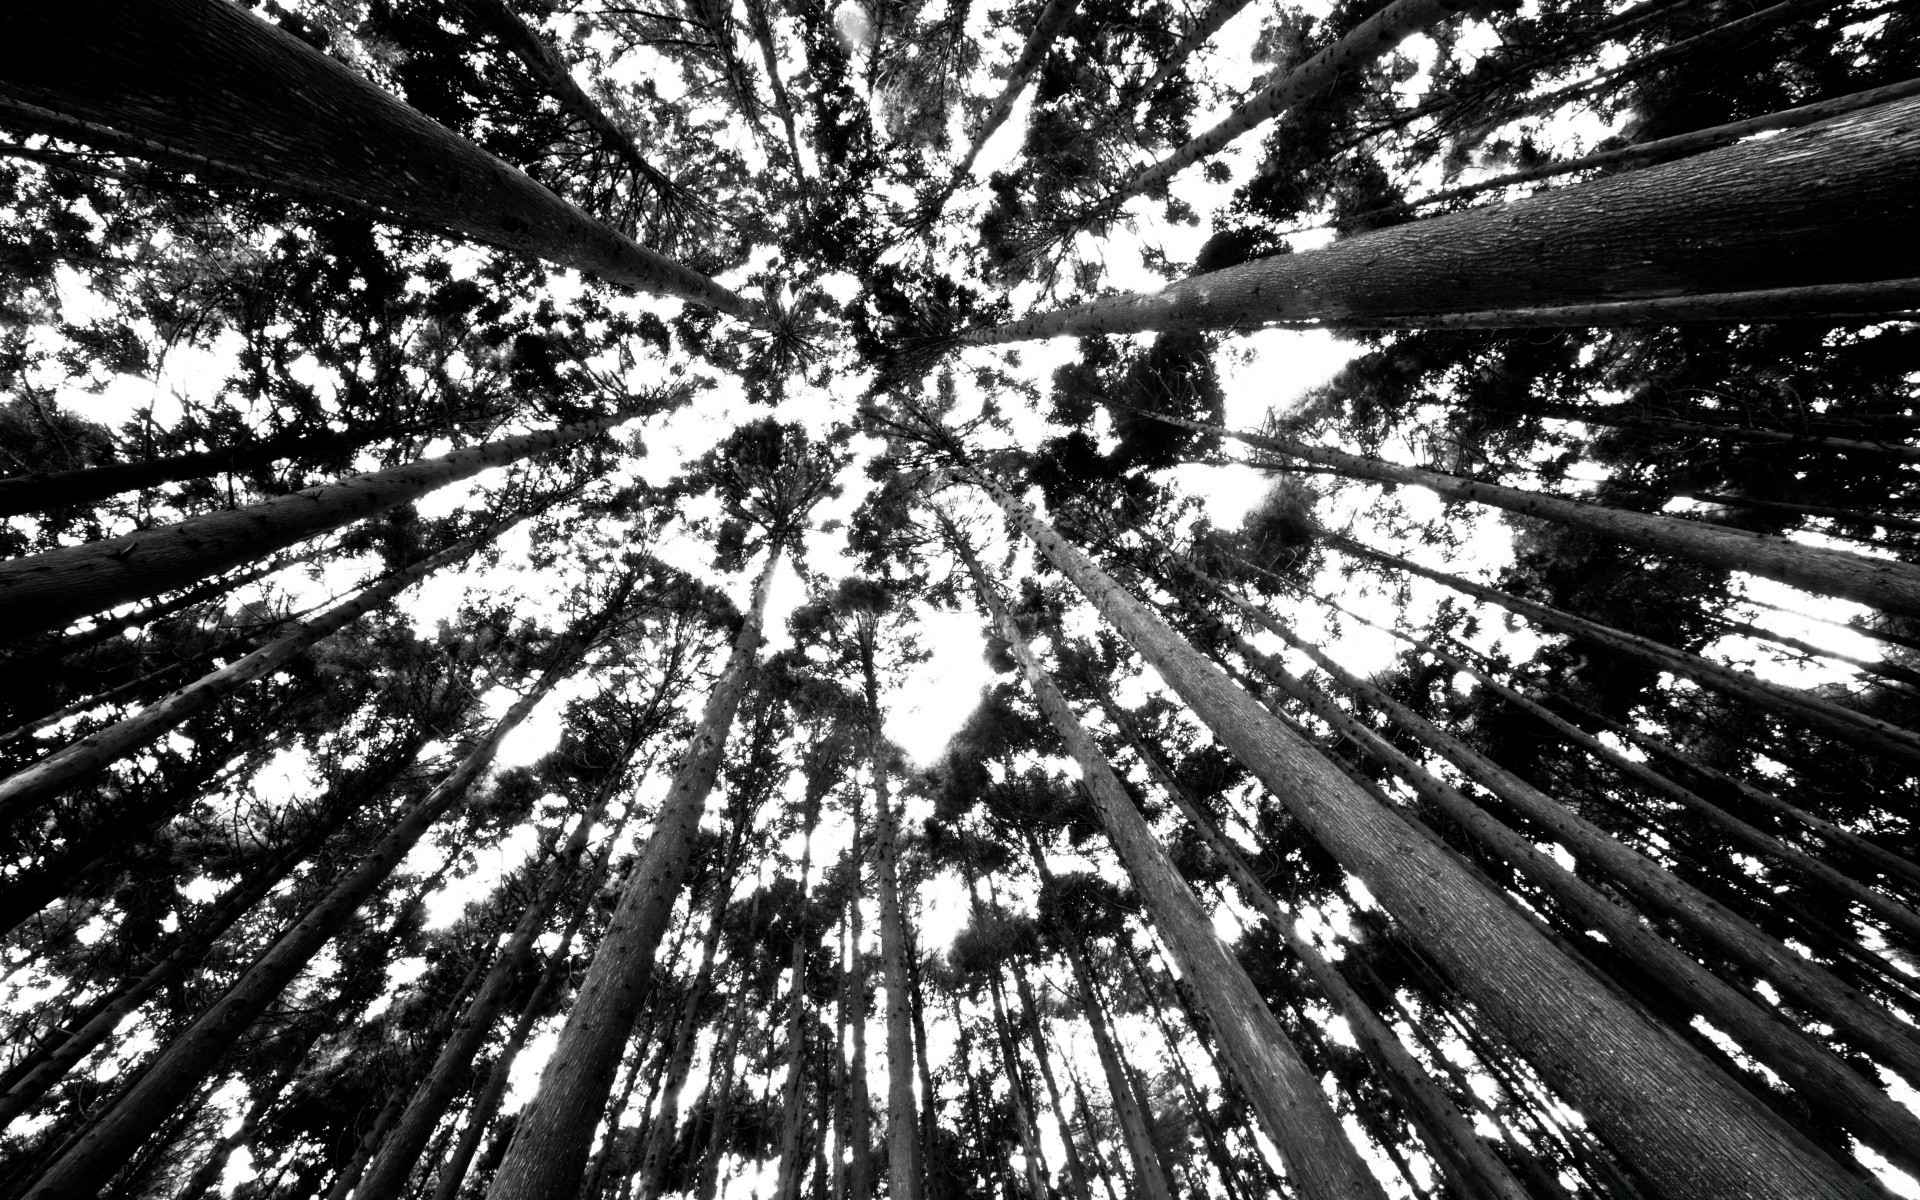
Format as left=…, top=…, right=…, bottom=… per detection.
left=973, top=95, right=1920, bottom=341
left=17, top=657, right=575, bottom=1200
left=0, top=0, right=753, bottom=317
left=961, top=543, right=1382, bottom=1200
left=485, top=548, right=778, bottom=1200
left=0, top=527, right=504, bottom=818
left=0, top=411, right=634, bottom=637
left=1213, top=420, right=1920, bottom=616
left=972, top=473, right=1876, bottom=1200
left=1117, top=0, right=1475, bottom=199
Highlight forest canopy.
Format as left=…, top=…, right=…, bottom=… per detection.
left=2, top=1, right=1919, bottom=1200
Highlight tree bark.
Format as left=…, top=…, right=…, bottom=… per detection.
left=0, top=409, right=638, bottom=637
left=957, top=537, right=1383, bottom=1200
left=969, top=95, right=1920, bottom=342
left=0, top=522, right=512, bottom=818
left=776, top=790, right=827, bottom=1200
left=969, top=470, right=1879, bottom=1200
left=0, top=0, right=756, bottom=318
left=951, top=0, right=1081, bottom=183
left=871, top=747, right=924, bottom=1200
left=844, top=792, right=875, bottom=1200
left=1132, top=0, right=1257, bottom=102
left=16, top=639, right=586, bottom=1200
left=485, top=546, right=780, bottom=1200
left=1201, top=417, right=1920, bottom=617
left=1116, top=0, right=1476, bottom=200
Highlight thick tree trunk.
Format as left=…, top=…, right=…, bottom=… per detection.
left=355, top=747, right=645, bottom=1200
left=971, top=95, right=1920, bottom=341
left=485, top=547, right=779, bottom=1200
left=1117, top=0, right=1475, bottom=200
left=1226, top=626, right=1920, bottom=1179
left=0, top=424, right=419, bottom=518
left=1204, top=418, right=1920, bottom=617
left=1132, top=0, right=1256, bottom=102
left=16, top=644, right=582, bottom=1200
left=870, top=752, right=924, bottom=1200
left=971, top=472, right=1878, bottom=1200
left=0, top=410, right=638, bottom=637
left=0, top=523, right=509, bottom=818
left=1324, top=533, right=1920, bottom=768
left=958, top=541, right=1383, bottom=1200
left=951, top=0, right=1081, bottom=183
left=1095, top=693, right=1533, bottom=1200
left=0, top=1, right=755, bottom=318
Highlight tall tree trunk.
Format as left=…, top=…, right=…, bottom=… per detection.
left=1224, top=623, right=1920, bottom=1178
left=1024, top=834, right=1178, bottom=1200
left=0, top=422, right=429, bottom=518
left=0, top=0, right=755, bottom=317
left=694, top=964, right=757, bottom=1200
left=1323, top=533, right=1920, bottom=768
left=1197, top=417, right=1920, bottom=617
left=950, top=0, right=1081, bottom=183
left=486, top=546, right=781, bottom=1200
left=1116, top=0, right=1474, bottom=199
left=956, top=533, right=1383, bottom=1200
left=968, top=470, right=1879, bottom=1200
left=969, top=95, right=1920, bottom=342
left=1131, top=0, right=1256, bottom=102
left=844, top=792, right=875, bottom=1200
left=0, top=521, right=515, bottom=817
left=962, top=868, right=1050, bottom=1200
left=776, top=789, right=827, bottom=1200
left=870, top=741, right=924, bottom=1200
left=355, top=741, right=650, bottom=1200
left=0, top=409, right=639, bottom=637
left=1013, top=969, right=1096, bottom=1200
left=1092, top=690, right=1533, bottom=1200
left=16, top=633, right=591, bottom=1200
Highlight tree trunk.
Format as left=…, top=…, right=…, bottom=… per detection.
left=845, top=794, right=875, bottom=1200
left=1324, top=532, right=1920, bottom=768
left=356, top=742, right=648, bottom=1200
left=1227, top=624, right=1920, bottom=1179
left=0, top=423, right=426, bottom=518
left=16, top=638, right=586, bottom=1200
left=694, top=966, right=756, bottom=1200
left=1013, top=969, right=1096, bottom=1200
left=1094, top=691, right=1533, bottom=1200
left=871, top=747, right=924, bottom=1200
left=957, top=537, right=1382, bottom=1200
left=970, top=95, right=1920, bottom=341
left=970, top=471, right=1879, bottom=1200
left=0, top=522, right=512, bottom=817
left=776, top=790, right=827, bottom=1200
left=485, top=546, right=780, bottom=1200
left=1204, top=418, right=1920, bottom=617
left=0, top=0, right=755, bottom=317
left=951, top=0, right=1081, bottom=183
left=1023, top=833, right=1177, bottom=1200
left=1132, top=0, right=1256, bottom=102
left=1117, top=0, right=1475, bottom=200
left=0, top=409, right=638, bottom=637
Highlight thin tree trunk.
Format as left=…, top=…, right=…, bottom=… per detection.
left=1132, top=0, right=1256, bottom=102
left=486, top=546, right=781, bottom=1200
left=870, top=744, right=923, bottom=1200
left=844, top=792, right=874, bottom=1200
left=0, top=423, right=427, bottom=518
left=1024, top=834, right=1178, bottom=1200
left=1679, top=491, right=1920, bottom=536
left=743, top=0, right=808, bottom=175
left=957, top=537, right=1383, bottom=1200
left=0, top=0, right=755, bottom=317
left=16, top=633, right=592, bottom=1200
left=1704, top=612, right=1920, bottom=690
left=695, top=964, right=756, bottom=1200
left=968, top=469, right=1879, bottom=1200
left=776, top=790, right=827, bottom=1200
left=1324, top=532, right=1920, bottom=768
left=970, top=95, right=1920, bottom=342
left=951, top=0, right=1081, bottom=182
left=1200, top=417, right=1920, bottom=617
left=1094, top=690, right=1533, bottom=1200
left=0, top=521, right=514, bottom=817
left=1116, top=0, right=1475, bottom=199
left=0, top=409, right=638, bottom=637
left=962, top=868, right=1049, bottom=1200
left=1013, top=970, right=1095, bottom=1200
left=0, top=557, right=288, bottom=662
left=356, top=743, right=649, bottom=1200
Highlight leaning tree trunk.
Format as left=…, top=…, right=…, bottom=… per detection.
left=1014, top=969, right=1097, bottom=1200
left=966, top=469, right=1878, bottom=1200
left=0, top=0, right=755, bottom=318
left=1132, top=0, right=1256, bottom=102
left=956, top=536, right=1384, bottom=1200
left=1093, top=691, right=1533, bottom=1200
left=1199, top=417, right=1920, bottom=617
left=950, top=0, right=1080, bottom=184
left=1116, top=0, right=1476, bottom=200
left=1535, top=405, right=1920, bottom=464
left=15, top=637, right=589, bottom=1200
left=0, top=408, right=640, bottom=637
left=969, top=94, right=1920, bottom=342
left=0, top=521, right=514, bottom=818
left=485, top=546, right=780, bottom=1200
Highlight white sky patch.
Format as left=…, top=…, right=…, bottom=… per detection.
left=885, top=602, right=996, bottom=765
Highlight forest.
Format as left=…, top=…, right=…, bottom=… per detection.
left=1, top=0, right=1918, bottom=1198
